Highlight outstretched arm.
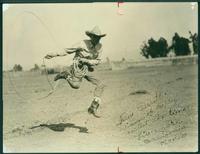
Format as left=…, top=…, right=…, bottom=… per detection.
left=45, top=48, right=82, bottom=59
left=45, top=51, right=67, bottom=59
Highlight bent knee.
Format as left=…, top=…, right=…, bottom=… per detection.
left=72, top=85, right=80, bottom=89
left=69, top=81, right=81, bottom=89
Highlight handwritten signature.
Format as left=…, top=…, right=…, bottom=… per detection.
left=116, top=112, right=134, bottom=126
left=116, top=89, right=190, bottom=146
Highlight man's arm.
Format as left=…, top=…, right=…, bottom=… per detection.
left=45, top=51, right=67, bottom=59
left=80, top=58, right=101, bottom=66
left=79, top=47, right=103, bottom=65
left=45, top=48, right=82, bottom=59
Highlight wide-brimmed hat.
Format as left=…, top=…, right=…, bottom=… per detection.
left=85, top=26, right=106, bottom=38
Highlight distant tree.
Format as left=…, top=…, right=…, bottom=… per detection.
left=34, top=64, right=40, bottom=70
left=189, top=31, right=198, bottom=54
left=140, top=37, right=169, bottom=59
left=121, top=57, right=126, bottom=61
left=140, top=41, right=150, bottom=59
left=157, top=37, right=169, bottom=57
left=30, top=64, right=40, bottom=71
left=13, top=64, right=17, bottom=71
left=168, top=32, right=191, bottom=56
left=13, top=64, right=23, bottom=72
left=106, top=57, right=111, bottom=64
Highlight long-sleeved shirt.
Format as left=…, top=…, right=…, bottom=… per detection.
left=65, top=40, right=103, bottom=66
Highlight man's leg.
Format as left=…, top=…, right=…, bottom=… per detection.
left=66, top=76, right=82, bottom=89
left=54, top=70, right=82, bottom=89
left=84, top=75, right=106, bottom=115
left=54, top=70, right=70, bottom=81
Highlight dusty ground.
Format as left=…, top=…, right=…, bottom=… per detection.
left=3, top=64, right=198, bottom=152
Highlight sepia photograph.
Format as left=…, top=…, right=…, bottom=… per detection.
left=3, top=2, right=198, bottom=152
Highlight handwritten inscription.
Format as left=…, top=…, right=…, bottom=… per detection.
left=160, top=132, right=187, bottom=145
left=142, top=125, right=186, bottom=144
left=117, top=112, right=134, bottom=126
left=169, top=107, right=186, bottom=116
left=117, top=90, right=190, bottom=146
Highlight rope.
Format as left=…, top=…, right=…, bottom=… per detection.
left=37, top=79, right=60, bottom=100
left=7, top=71, right=28, bottom=101
left=6, top=10, right=61, bottom=101
left=24, top=11, right=60, bottom=91
left=36, top=58, right=60, bottom=100
left=72, top=58, right=88, bottom=78
left=42, top=57, right=54, bottom=90
left=23, top=11, right=60, bottom=49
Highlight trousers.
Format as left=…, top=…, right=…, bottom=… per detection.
left=57, top=66, right=105, bottom=98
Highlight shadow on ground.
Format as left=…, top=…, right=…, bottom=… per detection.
left=30, top=123, right=89, bottom=133
left=129, top=90, right=149, bottom=95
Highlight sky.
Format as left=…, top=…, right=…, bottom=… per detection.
left=3, top=2, right=198, bottom=70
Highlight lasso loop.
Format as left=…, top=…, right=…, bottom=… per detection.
left=24, top=11, right=60, bottom=91
left=6, top=10, right=61, bottom=102
left=42, top=57, right=54, bottom=90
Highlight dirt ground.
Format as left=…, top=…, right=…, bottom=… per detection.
left=3, top=64, right=198, bottom=152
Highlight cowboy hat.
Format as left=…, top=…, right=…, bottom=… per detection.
left=85, top=26, right=106, bottom=38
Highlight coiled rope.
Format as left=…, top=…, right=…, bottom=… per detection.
left=72, top=58, right=89, bottom=78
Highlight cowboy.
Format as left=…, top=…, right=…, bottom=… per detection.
left=45, top=26, right=106, bottom=116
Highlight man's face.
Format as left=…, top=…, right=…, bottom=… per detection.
left=90, top=35, right=101, bottom=44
